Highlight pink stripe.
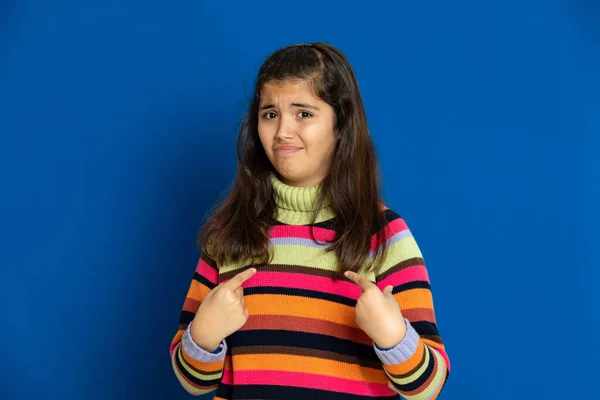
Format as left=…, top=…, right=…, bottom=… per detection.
left=196, top=257, right=218, bottom=284
left=370, top=217, right=408, bottom=250
left=222, top=370, right=393, bottom=396
left=244, top=271, right=362, bottom=299
left=376, top=265, right=430, bottom=289
left=269, top=225, right=336, bottom=241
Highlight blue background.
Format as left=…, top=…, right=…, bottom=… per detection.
left=1, top=1, right=598, bottom=399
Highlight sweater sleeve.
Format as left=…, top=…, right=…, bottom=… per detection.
left=169, top=250, right=226, bottom=396
left=373, top=211, right=450, bottom=399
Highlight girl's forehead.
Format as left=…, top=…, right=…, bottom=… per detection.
left=260, top=80, right=319, bottom=102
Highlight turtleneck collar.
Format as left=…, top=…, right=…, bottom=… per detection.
left=269, top=172, right=335, bottom=224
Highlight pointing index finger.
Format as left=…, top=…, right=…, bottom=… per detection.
left=344, top=271, right=376, bottom=292
left=222, top=268, right=257, bottom=290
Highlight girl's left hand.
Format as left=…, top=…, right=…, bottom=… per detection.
left=344, top=271, right=407, bottom=349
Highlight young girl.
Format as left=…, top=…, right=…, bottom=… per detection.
left=169, top=42, right=450, bottom=399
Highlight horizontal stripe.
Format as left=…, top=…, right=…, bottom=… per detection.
left=402, top=308, right=436, bottom=323
left=377, top=265, right=430, bottom=288
left=383, top=339, right=425, bottom=375
left=182, top=297, right=200, bottom=314
left=179, top=343, right=226, bottom=375
left=185, top=278, right=211, bottom=305
left=270, top=236, right=333, bottom=249
left=175, top=346, right=222, bottom=387
left=245, top=294, right=357, bottom=326
left=171, top=348, right=218, bottom=396
left=231, top=352, right=388, bottom=383
left=170, top=204, right=449, bottom=398
left=228, top=330, right=380, bottom=362
left=377, top=257, right=426, bottom=282
left=195, top=254, right=218, bottom=285
left=392, top=347, right=435, bottom=393
left=218, top=244, right=341, bottom=274
left=392, top=280, right=431, bottom=294
left=269, top=224, right=336, bottom=241
left=377, top=236, right=423, bottom=274
left=244, top=286, right=358, bottom=306
left=370, top=214, right=407, bottom=250
left=411, top=321, right=440, bottom=336
left=243, top=270, right=363, bottom=299
left=369, top=227, right=412, bottom=258
left=395, top=288, right=434, bottom=310
left=218, top=383, right=400, bottom=400
left=221, top=263, right=336, bottom=280
left=222, top=370, right=396, bottom=397
left=239, top=315, right=373, bottom=346
left=192, top=272, right=217, bottom=293
left=231, top=344, right=382, bottom=369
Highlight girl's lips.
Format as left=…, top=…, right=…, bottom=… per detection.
left=275, top=147, right=302, bottom=154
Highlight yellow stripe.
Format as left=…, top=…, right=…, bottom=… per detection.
left=219, top=244, right=341, bottom=273
left=377, top=235, right=423, bottom=276
left=404, top=347, right=446, bottom=400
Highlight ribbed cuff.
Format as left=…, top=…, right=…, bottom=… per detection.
left=181, top=322, right=227, bottom=362
left=373, top=318, right=420, bottom=365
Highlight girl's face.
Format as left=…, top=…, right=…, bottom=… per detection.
left=258, top=79, right=337, bottom=187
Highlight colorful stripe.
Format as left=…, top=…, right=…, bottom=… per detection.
left=170, top=208, right=450, bottom=399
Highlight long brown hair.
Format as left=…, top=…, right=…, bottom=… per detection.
left=198, top=42, right=390, bottom=280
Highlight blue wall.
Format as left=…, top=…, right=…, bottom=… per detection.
left=1, top=1, right=598, bottom=399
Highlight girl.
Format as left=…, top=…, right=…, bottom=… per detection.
left=169, top=42, right=450, bottom=399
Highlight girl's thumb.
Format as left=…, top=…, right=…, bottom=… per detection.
left=383, top=285, right=394, bottom=296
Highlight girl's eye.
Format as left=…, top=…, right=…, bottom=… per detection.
left=263, top=112, right=277, bottom=119
left=298, top=111, right=312, bottom=118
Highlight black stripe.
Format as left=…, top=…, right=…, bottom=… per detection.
left=228, top=330, right=380, bottom=362
left=391, top=346, right=435, bottom=392
left=272, top=218, right=338, bottom=229
left=383, top=208, right=402, bottom=223
left=244, top=286, right=356, bottom=306
left=411, top=321, right=440, bottom=337
left=393, top=280, right=431, bottom=293
left=179, top=310, right=195, bottom=325
left=229, top=384, right=400, bottom=399
left=194, top=272, right=217, bottom=290
left=215, top=382, right=233, bottom=399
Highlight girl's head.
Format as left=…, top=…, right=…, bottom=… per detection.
left=242, top=42, right=372, bottom=187
left=201, top=42, right=389, bottom=278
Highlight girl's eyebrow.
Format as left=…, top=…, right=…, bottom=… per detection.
left=259, top=102, right=320, bottom=111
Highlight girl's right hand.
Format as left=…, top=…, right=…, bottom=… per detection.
left=190, top=267, right=257, bottom=352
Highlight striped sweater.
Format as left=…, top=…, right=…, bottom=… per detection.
left=170, top=173, right=450, bottom=399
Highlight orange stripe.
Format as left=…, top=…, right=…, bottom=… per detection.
left=246, top=295, right=357, bottom=327
left=382, top=339, right=425, bottom=375
left=396, top=289, right=433, bottom=311
left=187, top=280, right=211, bottom=302
left=232, top=353, right=388, bottom=383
